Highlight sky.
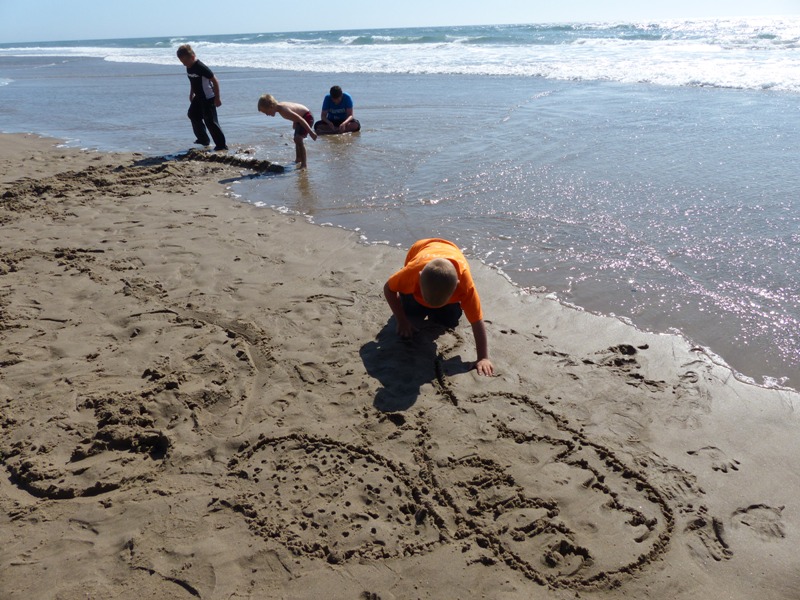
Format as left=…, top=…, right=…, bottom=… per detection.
left=1, top=0, right=798, bottom=43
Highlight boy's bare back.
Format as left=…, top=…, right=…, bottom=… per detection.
left=277, top=101, right=310, bottom=118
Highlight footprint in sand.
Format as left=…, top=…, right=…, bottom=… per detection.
left=585, top=344, right=666, bottom=392
left=731, top=504, right=786, bottom=540
left=687, top=446, right=741, bottom=474
left=683, top=502, right=785, bottom=563
left=685, top=506, right=732, bottom=562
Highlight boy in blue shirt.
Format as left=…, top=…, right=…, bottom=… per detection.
left=313, top=86, right=361, bottom=135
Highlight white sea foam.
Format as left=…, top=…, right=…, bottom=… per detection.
left=1, top=17, right=798, bottom=92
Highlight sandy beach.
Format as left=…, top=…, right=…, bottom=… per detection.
left=1, top=133, right=799, bottom=599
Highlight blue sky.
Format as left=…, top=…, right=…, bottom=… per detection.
left=1, top=0, right=798, bottom=43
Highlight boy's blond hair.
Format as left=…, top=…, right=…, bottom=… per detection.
left=257, top=94, right=278, bottom=111
left=420, top=258, right=458, bottom=307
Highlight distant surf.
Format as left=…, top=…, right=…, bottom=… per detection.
left=2, top=18, right=799, bottom=91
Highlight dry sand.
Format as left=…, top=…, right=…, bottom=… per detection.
left=1, top=133, right=799, bottom=599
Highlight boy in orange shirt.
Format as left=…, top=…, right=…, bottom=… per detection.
left=383, top=238, right=494, bottom=376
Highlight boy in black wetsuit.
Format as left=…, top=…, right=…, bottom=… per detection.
left=177, top=44, right=227, bottom=151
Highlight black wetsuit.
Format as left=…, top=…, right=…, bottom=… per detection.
left=185, top=60, right=226, bottom=149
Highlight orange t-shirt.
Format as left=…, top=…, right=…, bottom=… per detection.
left=386, top=238, right=483, bottom=323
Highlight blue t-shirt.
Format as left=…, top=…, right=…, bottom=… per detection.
left=321, top=92, right=354, bottom=123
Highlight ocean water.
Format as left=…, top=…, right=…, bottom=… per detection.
left=1, top=19, right=798, bottom=391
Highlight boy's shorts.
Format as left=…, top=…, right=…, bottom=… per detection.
left=331, top=118, right=361, bottom=131
left=293, top=112, right=314, bottom=138
left=401, top=294, right=462, bottom=329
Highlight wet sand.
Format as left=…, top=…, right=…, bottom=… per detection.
left=1, top=133, right=799, bottom=599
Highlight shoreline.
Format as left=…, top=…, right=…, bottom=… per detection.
left=2, top=133, right=799, bottom=599
left=229, top=181, right=799, bottom=397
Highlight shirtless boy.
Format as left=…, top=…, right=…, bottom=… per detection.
left=257, top=94, right=318, bottom=168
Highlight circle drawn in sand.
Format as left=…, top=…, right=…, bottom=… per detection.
left=228, top=434, right=445, bottom=563
left=423, top=383, right=674, bottom=589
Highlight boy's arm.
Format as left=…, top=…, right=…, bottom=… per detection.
left=338, top=108, right=355, bottom=130
left=319, top=96, right=332, bottom=124
left=470, top=319, right=494, bottom=376
left=210, top=76, right=222, bottom=107
left=383, top=282, right=416, bottom=338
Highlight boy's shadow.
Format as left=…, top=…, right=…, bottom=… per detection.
left=360, top=319, right=473, bottom=412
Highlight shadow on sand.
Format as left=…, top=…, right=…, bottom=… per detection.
left=360, top=319, right=473, bottom=412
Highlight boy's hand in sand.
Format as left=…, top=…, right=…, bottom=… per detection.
left=395, top=318, right=418, bottom=339
left=384, top=282, right=419, bottom=339
left=475, top=357, right=494, bottom=376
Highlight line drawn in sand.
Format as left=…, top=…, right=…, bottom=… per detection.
left=225, top=384, right=676, bottom=589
